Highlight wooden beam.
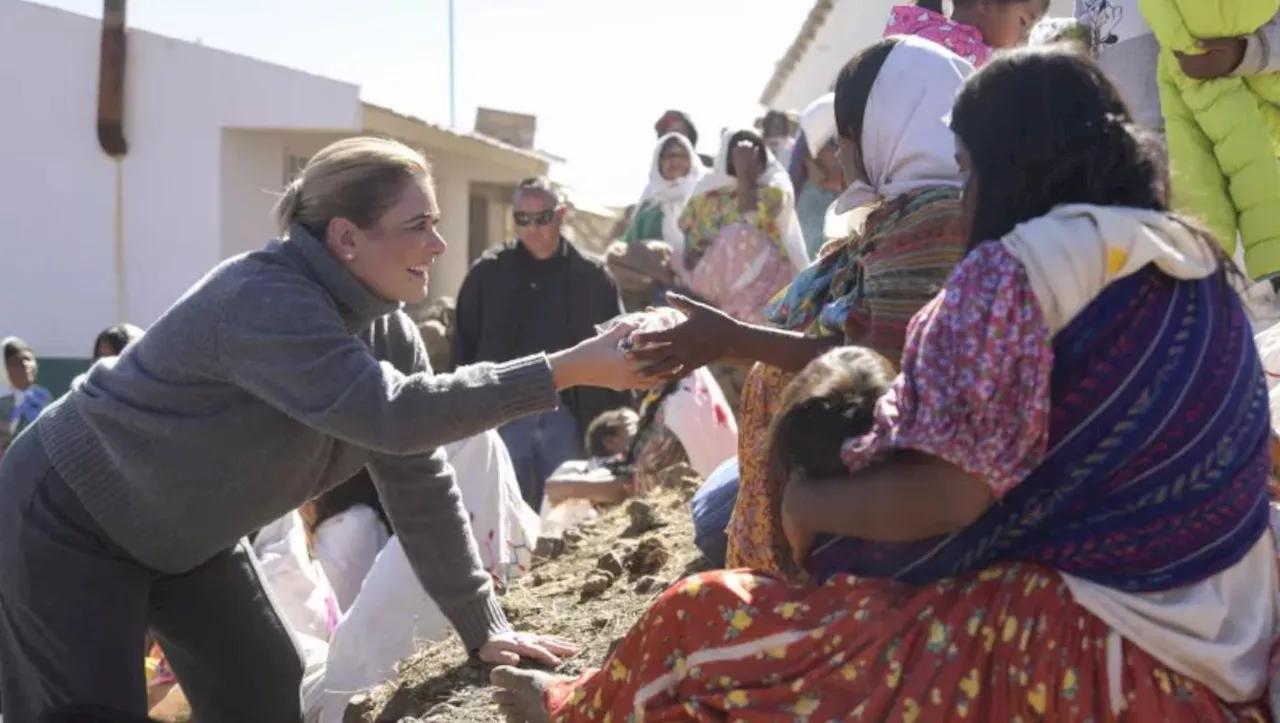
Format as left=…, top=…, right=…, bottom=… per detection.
left=97, top=0, right=128, bottom=157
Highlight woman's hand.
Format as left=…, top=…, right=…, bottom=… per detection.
left=549, top=322, right=652, bottom=391
left=629, top=293, right=743, bottom=380
left=1175, top=38, right=1247, bottom=79
left=479, top=631, right=580, bottom=666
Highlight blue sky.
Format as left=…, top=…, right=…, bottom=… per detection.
left=33, top=0, right=811, bottom=207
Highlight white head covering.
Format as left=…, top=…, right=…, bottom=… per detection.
left=833, top=35, right=974, bottom=214
left=636, top=133, right=708, bottom=254
left=689, top=128, right=811, bottom=272
left=799, top=93, right=837, bottom=155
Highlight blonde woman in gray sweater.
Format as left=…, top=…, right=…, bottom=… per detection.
left=0, top=137, right=644, bottom=723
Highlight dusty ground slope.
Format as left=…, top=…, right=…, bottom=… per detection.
left=353, top=464, right=708, bottom=723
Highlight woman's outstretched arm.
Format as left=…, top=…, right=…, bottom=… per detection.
left=217, top=270, right=629, bottom=457
left=722, top=322, right=842, bottom=373
left=630, top=294, right=840, bottom=377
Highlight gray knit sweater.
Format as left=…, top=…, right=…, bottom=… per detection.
left=38, top=226, right=560, bottom=649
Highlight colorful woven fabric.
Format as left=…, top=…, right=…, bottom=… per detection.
left=543, top=565, right=1269, bottom=721
left=811, top=243, right=1272, bottom=592
left=766, top=185, right=968, bottom=360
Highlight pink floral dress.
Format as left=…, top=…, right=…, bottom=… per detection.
left=884, top=4, right=993, bottom=66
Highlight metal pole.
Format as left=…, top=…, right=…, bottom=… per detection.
left=448, top=0, right=456, bottom=128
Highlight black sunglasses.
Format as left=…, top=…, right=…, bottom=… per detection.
left=513, top=209, right=557, bottom=227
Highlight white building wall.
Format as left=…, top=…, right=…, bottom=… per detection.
left=220, top=130, right=292, bottom=260
left=0, top=1, right=360, bottom=360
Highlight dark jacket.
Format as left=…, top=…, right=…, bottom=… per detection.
left=312, top=469, right=390, bottom=531
left=454, top=238, right=632, bottom=437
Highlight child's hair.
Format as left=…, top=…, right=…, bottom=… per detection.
left=3, top=336, right=33, bottom=363
left=92, top=323, right=144, bottom=359
left=586, top=407, right=640, bottom=458
left=769, top=347, right=895, bottom=482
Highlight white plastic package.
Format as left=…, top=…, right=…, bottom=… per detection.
left=597, top=307, right=688, bottom=351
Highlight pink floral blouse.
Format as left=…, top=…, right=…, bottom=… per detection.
left=840, top=242, right=1054, bottom=498
left=884, top=4, right=993, bottom=67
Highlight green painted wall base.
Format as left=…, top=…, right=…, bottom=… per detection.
left=33, top=357, right=93, bottom=398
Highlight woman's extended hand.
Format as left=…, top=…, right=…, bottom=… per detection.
left=479, top=631, right=580, bottom=666
left=628, top=293, right=743, bottom=380
left=549, top=322, right=652, bottom=391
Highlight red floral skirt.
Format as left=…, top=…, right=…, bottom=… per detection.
left=546, top=563, right=1269, bottom=722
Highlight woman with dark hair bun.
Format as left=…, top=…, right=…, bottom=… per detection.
left=494, top=46, right=1278, bottom=722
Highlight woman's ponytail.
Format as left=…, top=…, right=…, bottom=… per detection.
left=272, top=178, right=304, bottom=237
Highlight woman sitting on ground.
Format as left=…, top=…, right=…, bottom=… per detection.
left=659, top=36, right=974, bottom=576
left=492, top=46, right=1279, bottom=722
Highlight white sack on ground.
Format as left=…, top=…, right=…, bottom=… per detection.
left=252, top=512, right=338, bottom=719
left=310, top=430, right=538, bottom=723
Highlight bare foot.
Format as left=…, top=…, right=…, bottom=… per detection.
left=491, top=665, right=567, bottom=723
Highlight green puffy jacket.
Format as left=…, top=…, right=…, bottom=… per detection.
left=1139, top=0, right=1280, bottom=280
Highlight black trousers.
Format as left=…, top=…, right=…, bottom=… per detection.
left=0, top=431, right=304, bottom=723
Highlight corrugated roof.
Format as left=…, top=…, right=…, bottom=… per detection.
left=759, top=0, right=836, bottom=109
left=361, top=102, right=558, bottom=166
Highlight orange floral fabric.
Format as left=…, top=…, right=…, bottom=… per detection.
left=544, top=564, right=1269, bottom=722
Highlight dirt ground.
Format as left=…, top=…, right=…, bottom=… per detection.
left=350, top=465, right=707, bottom=723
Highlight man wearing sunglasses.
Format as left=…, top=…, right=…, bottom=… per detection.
left=453, top=177, right=630, bottom=509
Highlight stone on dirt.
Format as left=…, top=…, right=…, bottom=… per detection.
left=596, top=551, right=626, bottom=577
left=625, top=499, right=666, bottom=535
left=581, top=569, right=616, bottom=599
left=626, top=537, right=670, bottom=579
left=535, top=535, right=565, bottom=560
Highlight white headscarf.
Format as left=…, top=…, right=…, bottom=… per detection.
left=833, top=35, right=974, bottom=214
left=799, top=93, right=836, bottom=155
left=689, top=128, right=811, bottom=272
left=636, top=133, right=708, bottom=254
